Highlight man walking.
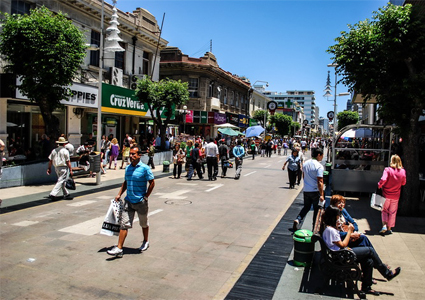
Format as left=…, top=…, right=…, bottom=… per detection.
left=218, top=139, right=229, bottom=177
left=293, top=148, right=324, bottom=231
left=233, top=140, right=245, bottom=180
left=107, top=146, right=155, bottom=258
left=205, top=138, right=219, bottom=181
left=187, top=142, right=203, bottom=181
left=47, top=137, right=73, bottom=200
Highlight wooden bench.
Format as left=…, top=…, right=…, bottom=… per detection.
left=311, top=208, right=366, bottom=299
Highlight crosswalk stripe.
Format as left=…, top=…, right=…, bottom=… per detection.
left=67, top=200, right=97, bottom=207
left=205, top=184, right=223, bottom=192
left=244, top=171, right=257, bottom=177
left=12, top=220, right=39, bottom=227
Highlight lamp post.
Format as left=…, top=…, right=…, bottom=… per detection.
left=325, top=63, right=350, bottom=167
left=179, top=105, right=188, bottom=134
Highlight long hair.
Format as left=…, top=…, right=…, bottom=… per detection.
left=390, top=154, right=403, bottom=169
left=320, top=206, right=341, bottom=235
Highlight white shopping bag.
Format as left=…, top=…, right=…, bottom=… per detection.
left=370, top=193, right=386, bottom=211
left=100, top=199, right=123, bottom=236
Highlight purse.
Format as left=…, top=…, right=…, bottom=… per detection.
left=370, top=190, right=386, bottom=210
left=65, top=178, right=76, bottom=190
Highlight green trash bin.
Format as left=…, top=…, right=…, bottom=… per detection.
left=293, top=229, right=314, bottom=267
left=162, top=161, right=170, bottom=173
left=323, top=170, right=329, bottom=186
left=325, top=163, right=332, bottom=172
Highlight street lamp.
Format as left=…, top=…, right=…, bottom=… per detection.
left=326, top=63, right=350, bottom=166
left=179, top=105, right=188, bottom=134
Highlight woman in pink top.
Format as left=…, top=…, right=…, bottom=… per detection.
left=378, top=155, right=406, bottom=235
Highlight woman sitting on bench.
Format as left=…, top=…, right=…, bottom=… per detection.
left=330, top=195, right=374, bottom=248
left=321, top=206, right=401, bottom=295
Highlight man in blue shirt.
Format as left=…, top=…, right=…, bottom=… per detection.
left=107, top=146, right=155, bottom=258
left=233, top=140, right=245, bottom=180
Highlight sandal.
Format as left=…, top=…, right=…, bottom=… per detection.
left=386, top=267, right=401, bottom=281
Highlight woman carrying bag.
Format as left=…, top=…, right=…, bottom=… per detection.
left=378, top=154, right=406, bottom=235
left=282, top=149, right=300, bottom=189
left=172, top=143, right=185, bottom=179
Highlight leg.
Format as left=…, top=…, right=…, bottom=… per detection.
left=117, top=229, right=128, bottom=249
left=213, top=159, right=218, bottom=179
left=173, top=164, right=177, bottom=178
left=177, top=164, right=182, bottom=178
left=207, top=158, right=213, bottom=180
left=384, top=198, right=399, bottom=231
left=296, top=192, right=315, bottom=222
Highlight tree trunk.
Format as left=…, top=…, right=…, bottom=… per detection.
left=37, top=99, right=61, bottom=142
left=398, top=108, right=422, bottom=216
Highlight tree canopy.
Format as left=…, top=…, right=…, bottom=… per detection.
left=328, top=3, right=425, bottom=215
left=270, top=113, right=293, bottom=137
left=135, top=77, right=189, bottom=149
left=0, top=6, right=86, bottom=138
left=337, top=111, right=359, bottom=130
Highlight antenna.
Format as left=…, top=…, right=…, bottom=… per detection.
left=210, top=39, right=212, bottom=53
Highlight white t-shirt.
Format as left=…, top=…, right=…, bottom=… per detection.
left=302, top=158, right=324, bottom=192
left=322, top=226, right=341, bottom=251
left=205, top=142, right=219, bottom=157
left=49, top=146, right=70, bottom=167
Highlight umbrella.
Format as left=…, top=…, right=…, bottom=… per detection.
left=218, top=127, right=239, bottom=136
left=341, top=128, right=373, bottom=138
left=214, top=123, right=239, bottom=129
left=245, top=125, right=265, bottom=138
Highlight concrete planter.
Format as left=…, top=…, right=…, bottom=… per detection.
left=1, top=162, right=57, bottom=189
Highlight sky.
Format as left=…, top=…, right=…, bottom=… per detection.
left=114, top=0, right=388, bottom=118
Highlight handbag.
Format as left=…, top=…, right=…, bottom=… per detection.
left=65, top=178, right=76, bottom=190
left=100, top=199, right=123, bottom=236
left=370, top=191, right=386, bottom=210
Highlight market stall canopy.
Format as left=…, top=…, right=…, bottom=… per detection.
left=245, top=125, right=265, bottom=138
left=341, top=128, right=373, bottom=138
left=218, top=127, right=239, bottom=136
left=214, top=123, right=239, bottom=129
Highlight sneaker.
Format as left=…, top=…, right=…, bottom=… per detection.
left=385, top=230, right=393, bottom=235
left=48, top=195, right=59, bottom=201
left=107, top=246, right=123, bottom=258
left=379, top=226, right=387, bottom=235
left=139, top=241, right=149, bottom=252
left=63, top=194, right=73, bottom=200
left=293, top=219, right=300, bottom=232
left=386, top=267, right=401, bottom=281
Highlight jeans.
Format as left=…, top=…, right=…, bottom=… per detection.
left=220, top=156, right=228, bottom=176
left=206, top=157, right=218, bottom=179
left=188, top=161, right=202, bottom=179
left=235, top=157, right=243, bottom=178
left=173, top=163, right=182, bottom=178
left=288, top=168, right=297, bottom=187
left=296, top=191, right=321, bottom=227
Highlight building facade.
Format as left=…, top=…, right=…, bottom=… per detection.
left=0, top=0, right=168, bottom=158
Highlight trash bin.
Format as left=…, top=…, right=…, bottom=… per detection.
left=293, top=229, right=315, bottom=267
left=325, top=163, right=332, bottom=172
left=323, top=170, right=329, bottom=186
left=162, top=161, right=170, bottom=173
left=89, top=153, right=101, bottom=173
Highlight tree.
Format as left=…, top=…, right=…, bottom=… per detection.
left=0, top=6, right=86, bottom=140
left=270, top=113, right=293, bottom=137
left=328, top=3, right=425, bottom=216
left=135, top=77, right=189, bottom=149
left=252, top=110, right=269, bottom=127
left=337, top=111, right=359, bottom=130
left=291, top=121, right=301, bottom=137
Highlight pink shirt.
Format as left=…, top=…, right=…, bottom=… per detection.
left=378, top=167, right=406, bottom=200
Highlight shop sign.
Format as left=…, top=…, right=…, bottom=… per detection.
left=249, top=118, right=259, bottom=127
left=239, top=114, right=249, bottom=128
left=185, top=110, right=194, bottom=123
left=102, top=83, right=174, bottom=119
left=214, top=112, right=226, bottom=124
left=16, top=79, right=99, bottom=108
left=200, top=111, right=208, bottom=124
left=208, top=112, right=215, bottom=124
left=193, top=111, right=201, bottom=123
left=226, top=113, right=239, bottom=125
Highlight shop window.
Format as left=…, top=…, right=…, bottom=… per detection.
left=11, top=0, right=31, bottom=15
left=114, top=42, right=125, bottom=71
left=142, top=51, right=150, bottom=76
left=188, top=78, right=199, bottom=98
left=90, top=30, right=100, bottom=67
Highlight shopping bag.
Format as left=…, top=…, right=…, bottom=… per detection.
left=100, top=199, right=123, bottom=236
left=65, top=178, right=76, bottom=190
left=370, top=193, right=386, bottom=211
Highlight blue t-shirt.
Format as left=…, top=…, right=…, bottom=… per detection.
left=286, top=155, right=300, bottom=171
left=124, top=161, right=154, bottom=203
left=302, top=158, right=324, bottom=192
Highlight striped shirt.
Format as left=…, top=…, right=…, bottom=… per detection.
left=124, top=161, right=154, bottom=203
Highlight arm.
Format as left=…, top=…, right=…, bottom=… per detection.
left=47, top=160, right=53, bottom=175
left=66, top=160, right=73, bottom=177
left=115, top=181, right=127, bottom=202
left=342, top=209, right=359, bottom=232
left=317, top=177, right=324, bottom=202
left=144, top=179, right=155, bottom=200
left=334, top=224, right=354, bottom=248
left=377, top=168, right=388, bottom=189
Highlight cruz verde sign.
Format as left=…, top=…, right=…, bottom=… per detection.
left=101, top=83, right=174, bottom=119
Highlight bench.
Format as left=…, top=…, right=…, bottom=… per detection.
left=311, top=208, right=366, bottom=299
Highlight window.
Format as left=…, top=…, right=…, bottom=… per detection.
left=235, top=93, right=239, bottom=107
left=142, top=52, right=150, bottom=76
left=90, top=30, right=100, bottom=67
left=114, top=42, right=125, bottom=71
left=188, top=78, right=199, bottom=98
left=217, top=86, right=222, bottom=100
left=208, top=82, right=213, bottom=98
left=224, top=88, right=228, bottom=104
left=230, top=91, right=234, bottom=106
left=11, top=0, right=31, bottom=15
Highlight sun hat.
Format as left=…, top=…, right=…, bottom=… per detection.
left=56, top=137, right=68, bottom=144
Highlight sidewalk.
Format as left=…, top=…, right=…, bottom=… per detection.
left=0, top=160, right=171, bottom=213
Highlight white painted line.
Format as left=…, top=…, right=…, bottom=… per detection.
left=67, top=200, right=96, bottom=207
left=148, top=209, right=163, bottom=216
left=244, top=171, right=257, bottom=177
left=154, top=189, right=190, bottom=199
left=177, top=183, right=197, bottom=186
left=205, top=184, right=223, bottom=192
left=12, top=220, right=39, bottom=227
left=96, top=196, right=113, bottom=200
left=59, top=216, right=104, bottom=236
left=264, top=165, right=271, bottom=168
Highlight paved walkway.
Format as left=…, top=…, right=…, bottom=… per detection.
left=1, top=159, right=424, bottom=299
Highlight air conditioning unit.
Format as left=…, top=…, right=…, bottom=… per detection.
left=130, top=74, right=146, bottom=90
left=110, top=67, right=123, bottom=87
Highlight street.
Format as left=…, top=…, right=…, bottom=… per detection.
left=1, top=154, right=300, bottom=300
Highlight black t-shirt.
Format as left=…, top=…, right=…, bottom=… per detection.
left=218, top=144, right=228, bottom=158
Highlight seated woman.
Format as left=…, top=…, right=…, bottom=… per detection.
left=321, top=206, right=401, bottom=295
left=330, top=195, right=373, bottom=248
